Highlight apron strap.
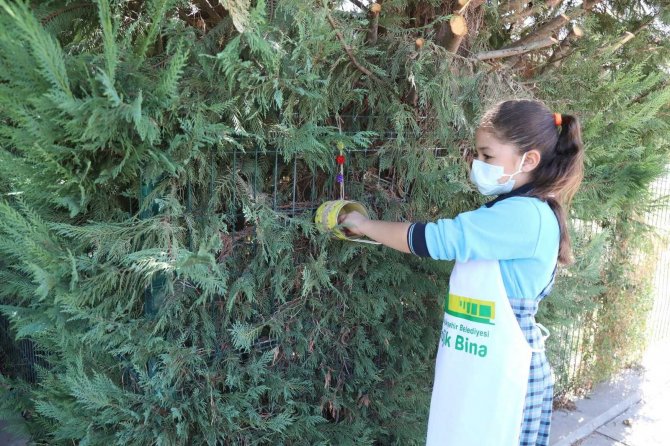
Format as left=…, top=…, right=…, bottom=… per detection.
left=530, top=264, right=557, bottom=353
left=536, top=263, right=557, bottom=301
left=531, top=322, right=551, bottom=353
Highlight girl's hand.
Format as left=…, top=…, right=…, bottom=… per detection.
left=338, top=211, right=369, bottom=237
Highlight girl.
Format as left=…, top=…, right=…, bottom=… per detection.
left=339, top=99, right=584, bottom=446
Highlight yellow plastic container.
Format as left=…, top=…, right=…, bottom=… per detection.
left=314, top=200, right=380, bottom=244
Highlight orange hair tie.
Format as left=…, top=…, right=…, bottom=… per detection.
left=554, top=112, right=562, bottom=127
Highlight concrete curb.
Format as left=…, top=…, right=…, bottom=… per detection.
left=551, top=390, right=643, bottom=446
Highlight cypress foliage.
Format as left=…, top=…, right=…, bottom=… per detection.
left=535, top=3, right=670, bottom=388
left=0, top=1, right=487, bottom=443
left=0, top=0, right=669, bottom=444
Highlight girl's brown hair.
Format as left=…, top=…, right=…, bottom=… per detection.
left=479, top=99, right=585, bottom=264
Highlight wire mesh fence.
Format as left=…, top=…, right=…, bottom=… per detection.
left=646, top=169, right=670, bottom=344
left=548, top=219, right=604, bottom=396
left=0, top=314, right=37, bottom=383
left=548, top=168, right=670, bottom=396
left=550, top=319, right=588, bottom=397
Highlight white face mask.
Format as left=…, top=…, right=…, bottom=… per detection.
left=469, top=153, right=527, bottom=196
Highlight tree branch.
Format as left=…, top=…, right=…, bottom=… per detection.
left=503, top=0, right=562, bottom=26
left=599, top=13, right=657, bottom=55
left=608, top=31, right=635, bottom=53
left=632, top=79, right=670, bottom=105
left=436, top=13, right=468, bottom=53
left=513, top=13, right=569, bottom=47
left=366, top=3, right=381, bottom=44
left=476, top=36, right=558, bottom=60
left=325, top=12, right=383, bottom=84
left=349, top=0, right=368, bottom=11
left=498, top=0, right=526, bottom=16
left=541, top=23, right=584, bottom=72
left=326, top=8, right=394, bottom=91
left=455, top=0, right=471, bottom=15
left=511, top=1, right=603, bottom=48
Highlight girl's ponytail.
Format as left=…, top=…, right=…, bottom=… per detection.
left=552, top=114, right=585, bottom=207
left=537, top=113, right=584, bottom=264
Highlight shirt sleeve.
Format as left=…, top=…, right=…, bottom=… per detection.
left=407, top=197, right=543, bottom=262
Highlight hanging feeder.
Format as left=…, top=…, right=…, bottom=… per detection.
left=314, top=141, right=380, bottom=245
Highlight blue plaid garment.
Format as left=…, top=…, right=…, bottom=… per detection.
left=510, top=268, right=556, bottom=446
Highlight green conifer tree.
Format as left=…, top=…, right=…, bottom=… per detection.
left=0, top=0, right=669, bottom=444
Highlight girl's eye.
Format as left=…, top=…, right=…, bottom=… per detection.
left=483, top=154, right=492, bottom=160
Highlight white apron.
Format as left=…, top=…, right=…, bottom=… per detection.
left=426, top=260, right=532, bottom=446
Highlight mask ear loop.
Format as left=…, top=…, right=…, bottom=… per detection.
left=500, top=152, right=528, bottom=181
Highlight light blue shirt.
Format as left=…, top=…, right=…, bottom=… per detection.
left=422, top=197, right=559, bottom=299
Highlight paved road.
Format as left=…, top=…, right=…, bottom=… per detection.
left=576, top=342, right=670, bottom=446
left=557, top=341, right=670, bottom=446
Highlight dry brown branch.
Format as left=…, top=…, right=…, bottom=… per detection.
left=542, top=23, right=584, bottom=72
left=511, top=0, right=602, bottom=47
left=502, top=0, right=602, bottom=75
left=582, top=0, right=602, bottom=10
left=498, top=0, right=526, bottom=16
left=325, top=12, right=383, bottom=83
left=218, top=226, right=255, bottom=261
left=476, top=36, right=558, bottom=60
left=608, top=31, right=636, bottom=53
left=514, top=13, right=569, bottom=46
left=455, top=0, right=470, bottom=15
left=199, top=0, right=224, bottom=22
left=598, top=14, right=656, bottom=55
left=448, top=14, right=468, bottom=52
left=470, top=0, right=487, bottom=9
left=348, top=0, right=368, bottom=10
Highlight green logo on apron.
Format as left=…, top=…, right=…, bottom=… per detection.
left=445, top=293, right=495, bottom=325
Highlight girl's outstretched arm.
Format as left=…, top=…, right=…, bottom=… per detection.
left=339, top=211, right=412, bottom=254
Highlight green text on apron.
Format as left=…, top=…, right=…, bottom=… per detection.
left=426, top=260, right=534, bottom=446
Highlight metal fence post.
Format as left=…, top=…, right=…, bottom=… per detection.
left=140, top=179, right=166, bottom=378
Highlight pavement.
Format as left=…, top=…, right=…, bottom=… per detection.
left=2, top=341, right=669, bottom=445
left=550, top=340, right=670, bottom=446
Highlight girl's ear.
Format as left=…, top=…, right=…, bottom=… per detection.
left=523, top=149, right=541, bottom=172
